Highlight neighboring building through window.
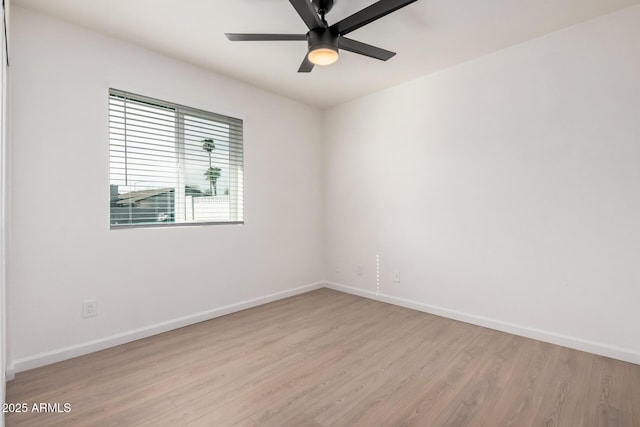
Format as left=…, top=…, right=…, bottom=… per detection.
left=109, top=89, right=244, bottom=227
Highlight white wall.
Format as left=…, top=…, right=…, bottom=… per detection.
left=8, top=6, right=324, bottom=371
left=324, top=6, right=640, bottom=363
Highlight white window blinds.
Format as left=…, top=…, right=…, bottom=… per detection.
left=109, top=89, right=244, bottom=228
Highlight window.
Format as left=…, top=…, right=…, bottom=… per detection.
left=109, top=89, right=243, bottom=228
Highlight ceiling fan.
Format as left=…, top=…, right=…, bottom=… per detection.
left=225, top=0, right=418, bottom=72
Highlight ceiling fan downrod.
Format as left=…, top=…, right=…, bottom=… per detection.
left=312, top=0, right=335, bottom=18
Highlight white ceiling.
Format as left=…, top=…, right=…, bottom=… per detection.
left=13, top=0, right=640, bottom=108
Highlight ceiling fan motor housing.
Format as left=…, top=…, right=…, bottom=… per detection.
left=307, top=28, right=339, bottom=53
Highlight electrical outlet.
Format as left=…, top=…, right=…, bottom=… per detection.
left=357, top=264, right=364, bottom=276
left=83, top=300, right=97, bottom=318
left=393, top=271, right=401, bottom=283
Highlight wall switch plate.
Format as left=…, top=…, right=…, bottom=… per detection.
left=83, top=300, right=97, bottom=318
left=393, top=271, right=401, bottom=283
left=357, top=264, right=364, bottom=276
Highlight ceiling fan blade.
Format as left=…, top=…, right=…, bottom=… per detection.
left=289, top=0, right=325, bottom=30
left=298, top=55, right=315, bottom=73
left=339, top=37, right=396, bottom=61
left=225, top=33, right=307, bottom=41
left=330, top=0, right=418, bottom=36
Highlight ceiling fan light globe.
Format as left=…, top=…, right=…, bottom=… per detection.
left=308, top=48, right=339, bottom=66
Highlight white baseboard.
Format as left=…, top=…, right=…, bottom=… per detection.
left=10, top=282, right=324, bottom=374
left=325, top=281, right=640, bottom=366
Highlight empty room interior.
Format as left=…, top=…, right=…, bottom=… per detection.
left=1, top=0, right=640, bottom=425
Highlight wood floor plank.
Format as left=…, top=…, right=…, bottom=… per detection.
left=477, top=340, right=558, bottom=427
left=343, top=323, right=477, bottom=427
left=367, top=327, right=502, bottom=426
left=262, top=317, right=466, bottom=426
left=531, top=345, right=586, bottom=426
left=6, top=288, right=640, bottom=427
left=579, top=356, right=618, bottom=427
left=627, top=361, right=640, bottom=425
left=427, top=334, right=521, bottom=426
left=143, top=300, right=433, bottom=426
left=403, top=331, right=513, bottom=426
left=309, top=315, right=458, bottom=426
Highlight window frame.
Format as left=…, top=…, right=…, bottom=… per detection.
left=108, top=89, right=244, bottom=229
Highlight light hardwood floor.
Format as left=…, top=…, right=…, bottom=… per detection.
left=6, top=288, right=640, bottom=426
